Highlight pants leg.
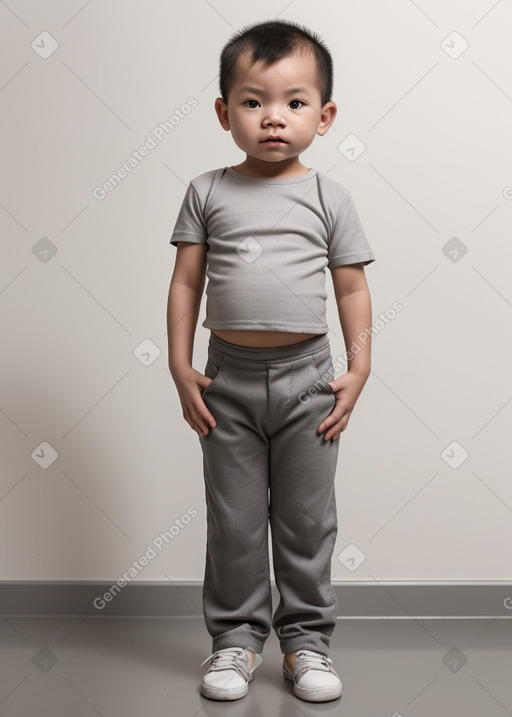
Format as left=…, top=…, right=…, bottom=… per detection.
left=198, top=344, right=271, bottom=655
left=197, top=333, right=340, bottom=658
left=267, top=343, right=340, bottom=657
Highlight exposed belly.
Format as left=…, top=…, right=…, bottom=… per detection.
left=211, top=329, right=321, bottom=348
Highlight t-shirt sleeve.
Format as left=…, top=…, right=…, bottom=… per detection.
left=169, top=183, right=207, bottom=246
left=327, top=192, right=375, bottom=268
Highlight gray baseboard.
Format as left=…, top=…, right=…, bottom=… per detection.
left=1, top=581, right=512, bottom=618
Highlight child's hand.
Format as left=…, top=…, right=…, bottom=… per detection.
left=317, top=370, right=370, bottom=441
left=172, top=366, right=217, bottom=437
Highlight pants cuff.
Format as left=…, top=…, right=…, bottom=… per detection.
left=280, top=640, right=329, bottom=656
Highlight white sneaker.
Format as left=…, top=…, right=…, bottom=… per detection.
left=283, top=649, right=342, bottom=702
left=200, top=646, right=263, bottom=700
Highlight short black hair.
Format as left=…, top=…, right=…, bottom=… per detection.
left=219, top=19, right=333, bottom=107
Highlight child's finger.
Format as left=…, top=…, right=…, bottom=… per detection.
left=197, top=401, right=216, bottom=431
left=317, top=404, right=341, bottom=433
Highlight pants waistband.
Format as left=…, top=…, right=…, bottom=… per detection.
left=208, top=332, right=330, bottom=363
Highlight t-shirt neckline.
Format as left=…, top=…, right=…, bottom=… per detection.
left=225, top=166, right=317, bottom=184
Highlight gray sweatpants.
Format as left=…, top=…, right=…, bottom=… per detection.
left=198, top=332, right=340, bottom=657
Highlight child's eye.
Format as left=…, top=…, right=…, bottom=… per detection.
left=244, top=100, right=260, bottom=108
left=289, top=100, right=304, bottom=110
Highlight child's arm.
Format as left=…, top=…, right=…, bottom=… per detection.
left=167, top=242, right=217, bottom=436
left=332, top=264, right=372, bottom=377
left=317, top=263, right=373, bottom=441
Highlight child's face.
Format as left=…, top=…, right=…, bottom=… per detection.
left=215, top=47, right=336, bottom=168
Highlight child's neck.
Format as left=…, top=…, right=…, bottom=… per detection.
left=231, top=157, right=310, bottom=179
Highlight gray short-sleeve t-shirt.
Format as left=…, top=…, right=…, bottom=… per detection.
left=170, top=166, right=375, bottom=334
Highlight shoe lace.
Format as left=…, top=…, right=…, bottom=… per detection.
left=200, top=647, right=247, bottom=671
left=294, top=649, right=332, bottom=676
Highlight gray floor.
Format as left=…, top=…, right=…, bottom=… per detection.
left=1, top=616, right=511, bottom=716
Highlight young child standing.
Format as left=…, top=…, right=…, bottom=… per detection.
left=167, top=19, right=375, bottom=703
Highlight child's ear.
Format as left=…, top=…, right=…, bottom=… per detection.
left=317, top=101, right=337, bottom=136
left=214, top=97, right=231, bottom=131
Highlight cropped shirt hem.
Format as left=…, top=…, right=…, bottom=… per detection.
left=202, top=320, right=328, bottom=333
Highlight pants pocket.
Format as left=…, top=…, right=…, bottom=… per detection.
left=310, top=349, right=336, bottom=395
left=202, top=349, right=226, bottom=398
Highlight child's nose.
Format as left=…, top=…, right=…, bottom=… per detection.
left=263, top=110, right=286, bottom=126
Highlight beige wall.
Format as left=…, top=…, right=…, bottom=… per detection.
left=1, top=0, right=511, bottom=587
